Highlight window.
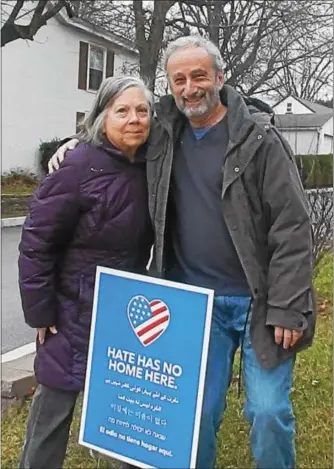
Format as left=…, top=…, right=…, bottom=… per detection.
left=76, top=112, right=85, bottom=133
left=88, top=45, right=105, bottom=91
left=286, top=102, right=292, bottom=114
left=78, top=41, right=115, bottom=92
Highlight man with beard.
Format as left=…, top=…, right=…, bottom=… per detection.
left=49, top=36, right=315, bottom=469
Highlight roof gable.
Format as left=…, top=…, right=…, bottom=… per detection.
left=273, top=95, right=331, bottom=114
left=294, top=97, right=331, bottom=114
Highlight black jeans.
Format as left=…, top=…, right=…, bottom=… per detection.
left=19, top=384, right=78, bottom=469
left=19, top=384, right=146, bottom=469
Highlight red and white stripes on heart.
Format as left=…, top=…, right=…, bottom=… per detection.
left=135, top=299, right=170, bottom=346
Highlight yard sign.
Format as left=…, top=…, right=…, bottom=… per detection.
left=79, top=267, right=213, bottom=469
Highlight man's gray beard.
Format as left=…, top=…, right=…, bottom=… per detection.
left=176, top=86, right=221, bottom=118
left=181, top=103, right=210, bottom=117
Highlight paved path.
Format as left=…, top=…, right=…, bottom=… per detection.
left=1, top=227, right=35, bottom=354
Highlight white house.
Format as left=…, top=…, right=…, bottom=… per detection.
left=2, top=7, right=139, bottom=175
left=273, top=96, right=333, bottom=155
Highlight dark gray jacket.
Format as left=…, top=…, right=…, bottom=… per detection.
left=145, top=85, right=315, bottom=369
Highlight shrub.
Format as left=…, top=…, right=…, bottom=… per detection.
left=296, top=154, right=333, bottom=188
left=1, top=168, right=39, bottom=188
left=38, top=138, right=62, bottom=175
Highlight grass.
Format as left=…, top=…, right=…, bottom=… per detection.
left=2, top=254, right=332, bottom=469
left=1, top=174, right=37, bottom=217
left=1, top=171, right=39, bottom=195
left=1, top=186, right=37, bottom=196
left=314, top=252, right=333, bottom=306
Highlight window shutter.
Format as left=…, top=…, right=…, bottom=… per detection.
left=78, top=42, right=88, bottom=90
left=106, top=49, right=115, bottom=77
left=76, top=112, right=85, bottom=132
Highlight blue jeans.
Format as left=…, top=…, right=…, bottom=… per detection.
left=197, top=295, right=295, bottom=469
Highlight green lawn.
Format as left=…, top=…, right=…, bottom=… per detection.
left=314, top=253, right=332, bottom=305
left=2, top=255, right=332, bottom=468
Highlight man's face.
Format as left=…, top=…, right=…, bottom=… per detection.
left=166, top=46, right=224, bottom=118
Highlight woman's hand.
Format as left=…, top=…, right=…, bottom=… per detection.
left=37, top=326, right=58, bottom=345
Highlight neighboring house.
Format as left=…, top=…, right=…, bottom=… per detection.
left=2, top=7, right=138, bottom=174
left=273, top=96, right=333, bottom=155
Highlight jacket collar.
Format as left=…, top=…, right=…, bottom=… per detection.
left=98, top=136, right=146, bottom=166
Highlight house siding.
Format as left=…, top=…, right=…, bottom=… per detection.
left=322, top=117, right=333, bottom=138
left=280, top=129, right=320, bottom=154
left=319, top=117, right=333, bottom=154
left=2, top=14, right=138, bottom=174
left=323, top=135, right=333, bottom=154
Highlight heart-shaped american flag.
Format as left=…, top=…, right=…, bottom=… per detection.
left=127, top=295, right=170, bottom=347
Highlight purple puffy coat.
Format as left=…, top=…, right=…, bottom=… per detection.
left=18, top=141, right=153, bottom=392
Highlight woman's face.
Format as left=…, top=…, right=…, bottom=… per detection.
left=104, top=86, right=151, bottom=157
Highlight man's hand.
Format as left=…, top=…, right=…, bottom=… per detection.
left=37, top=326, right=58, bottom=345
left=274, top=327, right=303, bottom=349
left=48, top=138, right=79, bottom=174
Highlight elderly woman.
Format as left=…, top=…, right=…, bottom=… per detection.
left=18, top=76, right=154, bottom=469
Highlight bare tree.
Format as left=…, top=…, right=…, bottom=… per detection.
left=73, top=0, right=332, bottom=99
left=72, top=0, right=133, bottom=35
left=168, top=0, right=333, bottom=100
left=273, top=55, right=333, bottom=101
left=315, top=97, right=333, bottom=108
left=1, top=0, right=74, bottom=47
left=133, top=0, right=176, bottom=90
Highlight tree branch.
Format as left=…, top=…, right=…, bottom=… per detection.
left=2, top=0, right=67, bottom=47
left=6, top=0, right=24, bottom=24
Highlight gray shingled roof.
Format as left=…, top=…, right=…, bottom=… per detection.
left=55, top=10, right=137, bottom=55
left=275, top=113, right=332, bottom=129
left=294, top=97, right=332, bottom=114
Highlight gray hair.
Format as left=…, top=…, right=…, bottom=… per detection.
left=78, top=76, right=154, bottom=146
left=164, top=35, right=224, bottom=74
